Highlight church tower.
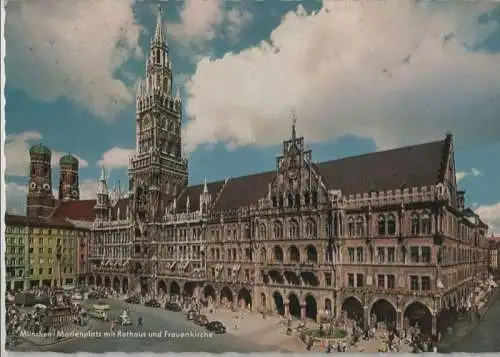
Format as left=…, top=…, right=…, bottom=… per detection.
left=58, top=154, right=80, bottom=201
left=129, top=5, right=188, bottom=222
left=27, top=144, right=55, bottom=218
left=94, top=166, right=110, bottom=222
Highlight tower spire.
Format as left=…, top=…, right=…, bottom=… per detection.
left=154, top=5, right=165, bottom=46
left=203, top=177, right=208, bottom=194
left=291, top=110, right=297, bottom=140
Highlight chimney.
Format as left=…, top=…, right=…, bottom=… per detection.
left=457, top=190, right=465, bottom=211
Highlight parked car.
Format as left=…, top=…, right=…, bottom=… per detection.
left=145, top=299, right=161, bottom=308
left=206, top=321, right=226, bottom=334
left=125, top=296, right=141, bottom=304
left=194, top=314, right=209, bottom=326
left=186, top=310, right=197, bottom=320
left=165, top=302, right=182, bottom=312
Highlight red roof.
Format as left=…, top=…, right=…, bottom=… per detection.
left=51, top=198, right=129, bottom=222
left=52, top=200, right=97, bottom=222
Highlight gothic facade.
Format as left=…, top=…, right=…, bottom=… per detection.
left=22, top=7, right=490, bottom=339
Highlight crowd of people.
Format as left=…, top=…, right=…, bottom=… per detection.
left=5, top=285, right=87, bottom=348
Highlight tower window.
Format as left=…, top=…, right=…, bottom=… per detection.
left=156, top=50, right=160, bottom=64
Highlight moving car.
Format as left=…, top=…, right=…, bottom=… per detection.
left=186, top=310, right=197, bottom=320
left=206, top=321, right=226, bottom=334
left=194, top=314, right=209, bottom=326
left=89, top=309, right=108, bottom=320
left=165, top=302, right=182, bottom=312
left=145, top=299, right=161, bottom=308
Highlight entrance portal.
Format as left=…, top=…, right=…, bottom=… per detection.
left=288, top=293, right=301, bottom=318
left=341, top=296, right=364, bottom=322
left=273, top=291, right=285, bottom=315
left=371, top=299, right=397, bottom=329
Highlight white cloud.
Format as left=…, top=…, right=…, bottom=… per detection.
left=183, top=1, right=500, bottom=152
left=5, top=0, right=143, bottom=119
left=476, top=202, right=500, bottom=235
left=5, top=132, right=89, bottom=177
left=169, top=0, right=225, bottom=44
left=5, top=182, right=28, bottom=215
left=97, top=147, right=134, bottom=169
left=79, top=179, right=100, bottom=200
left=456, top=167, right=483, bottom=182
left=226, top=7, right=253, bottom=42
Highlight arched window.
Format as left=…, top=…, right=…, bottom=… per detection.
left=287, top=193, right=294, bottom=207
left=278, top=195, right=284, bottom=208
left=410, top=213, right=420, bottom=235
left=259, top=224, right=267, bottom=239
left=304, top=191, right=310, bottom=206
left=272, top=196, right=277, bottom=208
left=348, top=217, right=355, bottom=237
left=377, top=215, right=386, bottom=235
left=295, top=193, right=301, bottom=208
left=421, top=213, right=432, bottom=234
left=312, top=191, right=318, bottom=206
left=244, top=224, right=251, bottom=239
left=387, top=214, right=396, bottom=235
left=355, top=216, right=364, bottom=236
left=273, top=221, right=283, bottom=239
left=305, top=219, right=317, bottom=238
left=289, top=219, right=299, bottom=238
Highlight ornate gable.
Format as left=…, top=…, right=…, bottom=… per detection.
left=267, top=112, right=327, bottom=208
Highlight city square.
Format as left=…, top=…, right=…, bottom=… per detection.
left=4, top=0, right=500, bottom=353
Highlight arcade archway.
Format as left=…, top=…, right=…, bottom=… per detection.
left=170, top=281, right=181, bottom=295
left=96, top=276, right=102, bottom=286
left=184, top=282, right=196, bottom=297
left=404, top=301, right=433, bottom=336
left=89, top=276, right=95, bottom=285
left=371, top=299, right=397, bottom=329
left=341, top=296, right=364, bottom=321
left=104, top=276, right=111, bottom=287
left=113, top=277, right=120, bottom=291
left=122, top=277, right=128, bottom=294
left=204, top=285, right=217, bottom=302
left=158, top=280, right=167, bottom=294
left=273, top=291, right=285, bottom=315
left=305, top=294, right=318, bottom=320
left=221, top=286, right=233, bottom=304
left=288, top=293, right=301, bottom=318
left=238, top=288, right=252, bottom=309
left=260, top=293, right=267, bottom=310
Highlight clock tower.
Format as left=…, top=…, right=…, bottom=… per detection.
left=129, top=5, right=188, bottom=222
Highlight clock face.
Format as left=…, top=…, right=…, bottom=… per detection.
left=30, top=182, right=37, bottom=191
left=71, top=190, right=79, bottom=198
left=43, top=183, right=51, bottom=192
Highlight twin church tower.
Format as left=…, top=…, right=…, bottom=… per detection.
left=26, top=6, right=188, bottom=221
left=26, top=144, right=80, bottom=218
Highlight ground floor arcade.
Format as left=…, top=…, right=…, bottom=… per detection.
left=6, top=278, right=75, bottom=291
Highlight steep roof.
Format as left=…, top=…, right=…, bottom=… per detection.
left=5, top=214, right=75, bottom=229
left=316, top=139, right=445, bottom=195
left=51, top=198, right=129, bottom=222
left=178, top=139, right=447, bottom=211
left=51, top=138, right=448, bottom=221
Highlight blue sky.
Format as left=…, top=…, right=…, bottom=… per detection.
left=4, top=0, right=500, bottom=232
